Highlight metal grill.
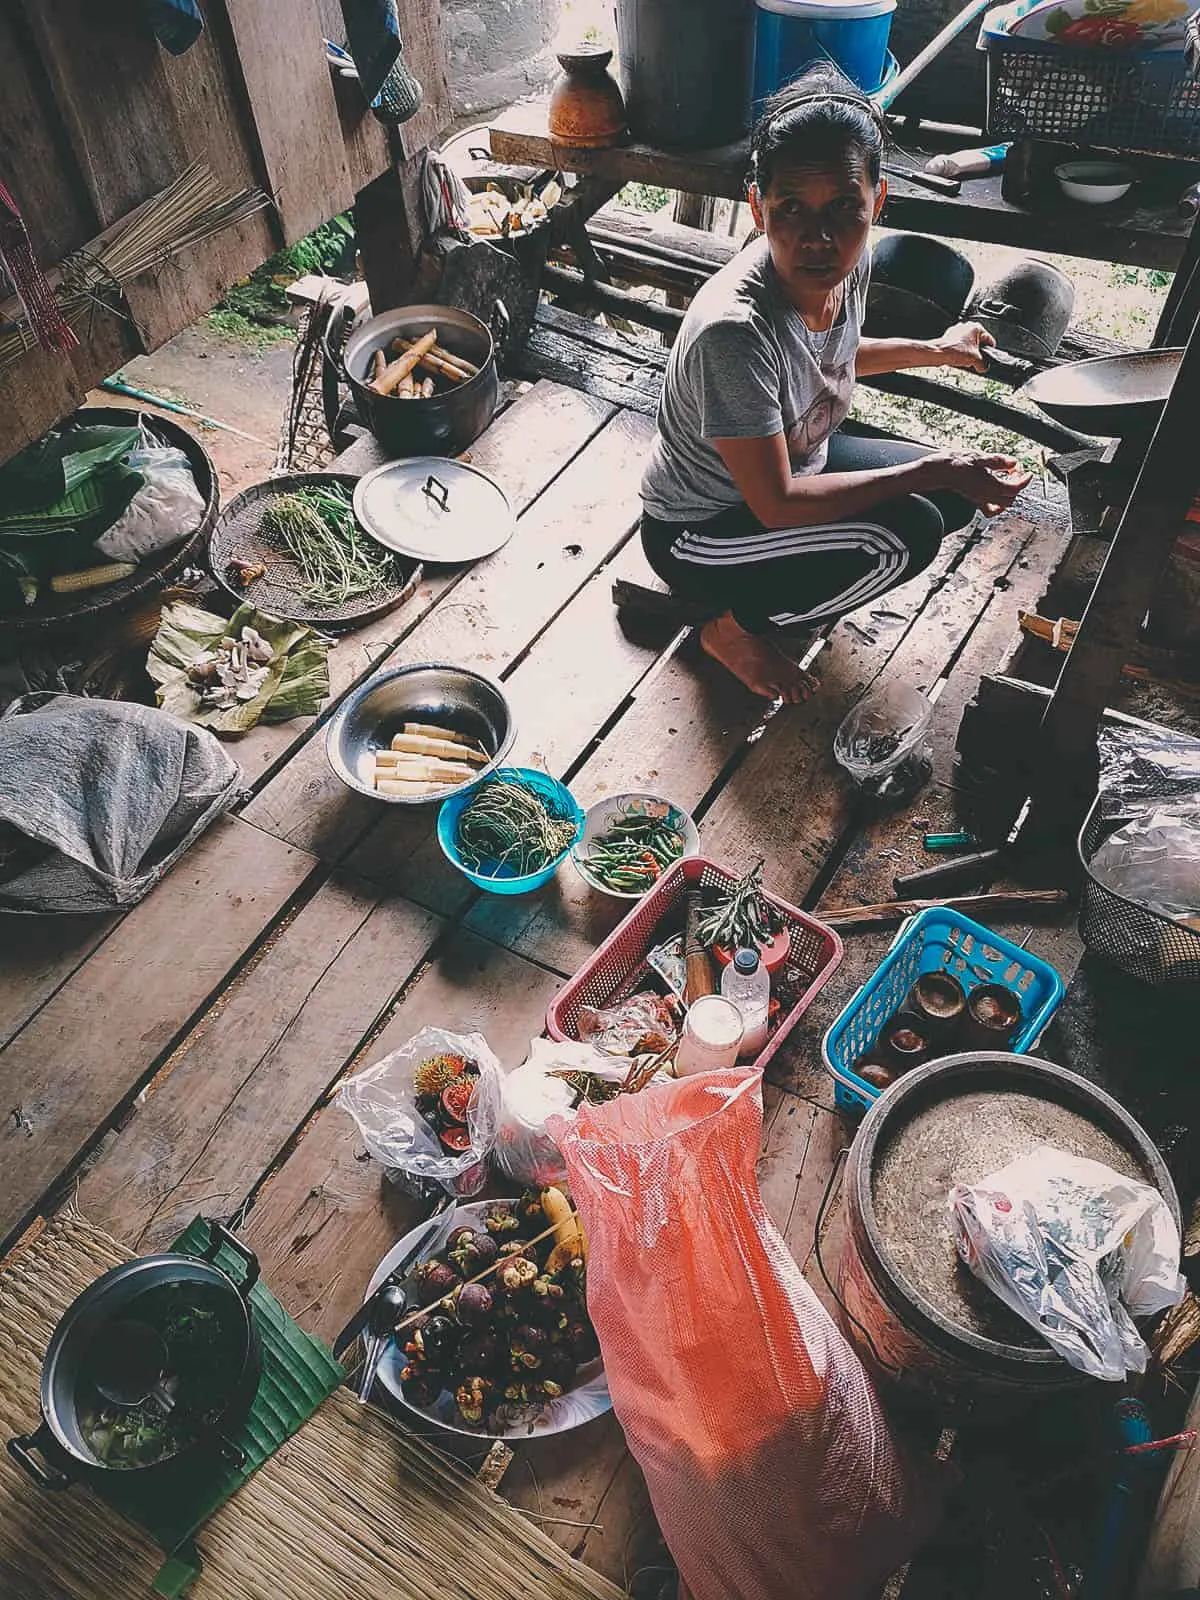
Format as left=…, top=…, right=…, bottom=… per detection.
left=1078, top=791, right=1200, bottom=989
left=985, top=39, right=1200, bottom=158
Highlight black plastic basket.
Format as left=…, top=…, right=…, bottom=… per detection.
left=984, top=37, right=1200, bottom=159
left=1078, top=791, right=1200, bottom=989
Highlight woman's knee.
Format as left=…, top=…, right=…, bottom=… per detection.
left=876, top=494, right=945, bottom=577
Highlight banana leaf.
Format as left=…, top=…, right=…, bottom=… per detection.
left=147, top=600, right=330, bottom=734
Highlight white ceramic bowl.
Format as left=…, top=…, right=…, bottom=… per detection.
left=1055, top=161, right=1134, bottom=206
left=571, top=792, right=700, bottom=900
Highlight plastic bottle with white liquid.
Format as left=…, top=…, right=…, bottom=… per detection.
left=721, top=947, right=771, bottom=1061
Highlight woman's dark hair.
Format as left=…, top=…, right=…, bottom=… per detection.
left=749, top=63, right=886, bottom=193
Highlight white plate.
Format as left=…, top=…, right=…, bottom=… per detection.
left=571, top=792, right=701, bottom=901
left=366, top=1200, right=611, bottom=1438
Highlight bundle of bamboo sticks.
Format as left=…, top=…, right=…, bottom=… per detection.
left=0, top=163, right=271, bottom=373
left=366, top=329, right=480, bottom=398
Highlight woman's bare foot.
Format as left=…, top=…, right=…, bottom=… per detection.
left=699, top=612, right=820, bottom=702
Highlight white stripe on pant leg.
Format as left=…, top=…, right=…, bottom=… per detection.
left=670, top=516, right=909, bottom=558
left=768, top=547, right=908, bottom=625
left=669, top=520, right=910, bottom=568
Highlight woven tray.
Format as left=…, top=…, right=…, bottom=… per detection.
left=208, top=473, right=420, bottom=628
left=0, top=408, right=219, bottom=640
left=0, top=1212, right=625, bottom=1600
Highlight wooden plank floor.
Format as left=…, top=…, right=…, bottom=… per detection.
left=0, top=376, right=1083, bottom=1597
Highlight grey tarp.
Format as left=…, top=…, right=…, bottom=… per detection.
left=0, top=693, right=241, bottom=913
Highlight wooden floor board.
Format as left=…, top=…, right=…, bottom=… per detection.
left=75, top=874, right=443, bottom=1255
left=242, top=408, right=654, bottom=864
left=0, top=912, right=118, bottom=1051
left=0, top=816, right=317, bottom=1250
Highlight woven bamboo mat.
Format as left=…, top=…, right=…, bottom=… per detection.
left=0, top=1213, right=626, bottom=1600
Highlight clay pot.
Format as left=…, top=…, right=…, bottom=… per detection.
left=548, top=45, right=627, bottom=148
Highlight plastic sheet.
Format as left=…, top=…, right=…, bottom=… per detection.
left=552, top=1069, right=941, bottom=1600
left=96, top=422, right=205, bottom=563
left=951, top=1145, right=1184, bottom=1380
left=337, top=1027, right=502, bottom=1197
left=834, top=681, right=934, bottom=800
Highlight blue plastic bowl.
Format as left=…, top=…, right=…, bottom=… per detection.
left=437, top=768, right=584, bottom=896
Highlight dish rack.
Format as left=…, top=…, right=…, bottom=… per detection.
left=546, top=855, right=843, bottom=1073
left=984, top=37, right=1200, bottom=159
left=821, top=908, right=1066, bottom=1114
left=1078, top=795, right=1200, bottom=988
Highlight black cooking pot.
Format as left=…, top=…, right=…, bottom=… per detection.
left=8, top=1220, right=261, bottom=1490
left=328, top=300, right=507, bottom=459
left=966, top=258, right=1076, bottom=362
left=866, top=234, right=975, bottom=340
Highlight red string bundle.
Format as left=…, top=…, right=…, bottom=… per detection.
left=0, top=178, right=78, bottom=355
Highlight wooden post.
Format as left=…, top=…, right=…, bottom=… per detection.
left=1030, top=291, right=1200, bottom=835
left=353, top=152, right=427, bottom=313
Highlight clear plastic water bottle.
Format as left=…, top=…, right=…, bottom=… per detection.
left=721, top=946, right=770, bottom=1061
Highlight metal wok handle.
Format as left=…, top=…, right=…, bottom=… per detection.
left=201, top=1219, right=261, bottom=1297
left=982, top=346, right=1036, bottom=386
left=8, top=1428, right=70, bottom=1491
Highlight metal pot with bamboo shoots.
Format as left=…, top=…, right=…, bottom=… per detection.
left=330, top=301, right=507, bottom=458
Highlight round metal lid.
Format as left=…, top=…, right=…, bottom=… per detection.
left=353, top=458, right=514, bottom=565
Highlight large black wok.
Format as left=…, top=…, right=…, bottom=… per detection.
left=985, top=346, right=1184, bottom=438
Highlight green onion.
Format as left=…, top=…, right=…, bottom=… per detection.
left=261, top=484, right=396, bottom=606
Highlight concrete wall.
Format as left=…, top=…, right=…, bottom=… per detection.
left=442, top=0, right=562, bottom=116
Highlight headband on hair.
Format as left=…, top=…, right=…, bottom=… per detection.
left=749, top=82, right=887, bottom=184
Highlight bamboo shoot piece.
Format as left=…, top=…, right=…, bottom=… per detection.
left=376, top=777, right=447, bottom=798
left=421, top=376, right=435, bottom=398
left=381, top=735, right=488, bottom=763
left=374, top=752, right=478, bottom=784
left=392, top=335, right=478, bottom=381
left=371, top=348, right=386, bottom=385
left=373, top=330, right=438, bottom=395
left=401, top=722, right=479, bottom=747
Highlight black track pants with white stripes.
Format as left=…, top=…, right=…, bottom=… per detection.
left=640, top=433, right=976, bottom=634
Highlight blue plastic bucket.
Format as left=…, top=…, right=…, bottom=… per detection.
left=753, top=0, right=897, bottom=107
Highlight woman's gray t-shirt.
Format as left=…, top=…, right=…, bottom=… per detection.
left=640, top=236, right=868, bottom=524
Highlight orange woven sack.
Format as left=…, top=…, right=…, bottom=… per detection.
left=552, top=1069, right=940, bottom=1600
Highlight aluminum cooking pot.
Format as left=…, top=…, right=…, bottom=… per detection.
left=8, top=1220, right=261, bottom=1490
left=966, top=258, right=1076, bottom=362
left=866, top=234, right=975, bottom=340
left=329, top=300, right=508, bottom=459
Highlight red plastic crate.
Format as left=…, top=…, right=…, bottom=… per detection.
left=546, top=856, right=844, bottom=1071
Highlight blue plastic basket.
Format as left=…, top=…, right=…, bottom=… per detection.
left=821, top=908, right=1065, bottom=1113
left=438, top=768, right=584, bottom=896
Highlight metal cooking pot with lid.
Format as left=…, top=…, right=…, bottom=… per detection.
left=966, top=257, right=1076, bottom=362
left=8, top=1220, right=261, bottom=1490
left=328, top=300, right=508, bottom=459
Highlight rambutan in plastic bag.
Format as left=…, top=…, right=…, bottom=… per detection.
left=551, top=1069, right=940, bottom=1600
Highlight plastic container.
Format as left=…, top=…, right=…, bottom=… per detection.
left=822, top=908, right=1065, bottom=1113
left=721, top=946, right=771, bottom=1058
left=676, top=995, right=745, bottom=1075
left=616, top=0, right=758, bottom=149
left=437, top=768, right=584, bottom=896
left=547, top=855, right=843, bottom=1073
left=753, top=0, right=897, bottom=106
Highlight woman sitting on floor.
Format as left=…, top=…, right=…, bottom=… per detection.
left=639, top=66, right=1032, bottom=702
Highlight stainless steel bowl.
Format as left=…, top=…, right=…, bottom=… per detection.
left=325, top=663, right=515, bottom=805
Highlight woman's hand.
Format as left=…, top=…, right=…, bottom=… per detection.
left=923, top=451, right=1033, bottom=516
left=934, top=321, right=996, bottom=373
